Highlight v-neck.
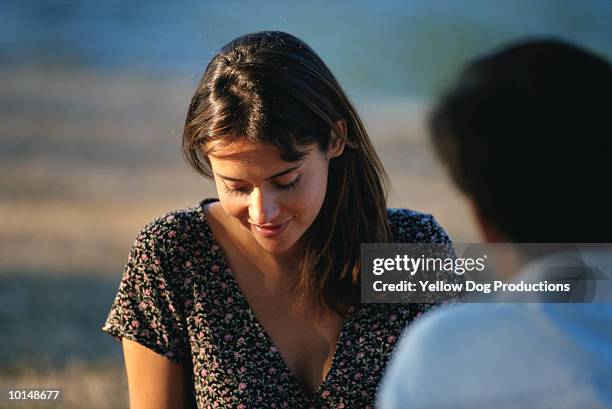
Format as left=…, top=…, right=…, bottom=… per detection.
left=197, top=198, right=357, bottom=397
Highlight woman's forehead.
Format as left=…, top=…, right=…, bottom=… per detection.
left=207, top=139, right=316, bottom=178
left=207, top=139, right=314, bottom=161
left=207, top=139, right=272, bottom=159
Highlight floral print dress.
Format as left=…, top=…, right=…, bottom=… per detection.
left=102, top=198, right=451, bottom=408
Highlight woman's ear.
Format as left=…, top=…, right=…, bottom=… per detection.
left=328, top=120, right=347, bottom=158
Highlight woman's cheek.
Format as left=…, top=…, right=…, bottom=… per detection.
left=306, top=170, right=328, bottom=203
left=218, top=193, right=245, bottom=218
left=213, top=179, right=239, bottom=215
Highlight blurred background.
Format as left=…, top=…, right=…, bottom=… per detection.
left=1, top=0, right=611, bottom=407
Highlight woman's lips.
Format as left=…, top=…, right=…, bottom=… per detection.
left=251, top=219, right=291, bottom=238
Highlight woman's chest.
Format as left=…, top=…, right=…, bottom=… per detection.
left=197, top=269, right=345, bottom=393
left=185, top=272, right=417, bottom=407
left=244, top=292, right=345, bottom=394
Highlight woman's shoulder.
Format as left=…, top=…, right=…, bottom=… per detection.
left=132, top=199, right=217, bottom=258
left=386, top=208, right=451, bottom=243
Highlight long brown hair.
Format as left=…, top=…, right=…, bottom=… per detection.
left=182, top=31, right=391, bottom=314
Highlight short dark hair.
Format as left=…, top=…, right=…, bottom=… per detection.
left=182, top=31, right=392, bottom=313
left=430, top=39, right=612, bottom=242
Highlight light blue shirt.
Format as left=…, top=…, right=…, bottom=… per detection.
left=378, top=252, right=612, bottom=409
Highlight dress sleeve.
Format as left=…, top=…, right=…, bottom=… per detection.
left=102, top=218, right=190, bottom=365
left=387, top=208, right=452, bottom=244
left=387, top=208, right=459, bottom=303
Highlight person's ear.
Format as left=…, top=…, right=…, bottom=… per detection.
left=467, top=197, right=506, bottom=243
left=328, top=120, right=347, bottom=159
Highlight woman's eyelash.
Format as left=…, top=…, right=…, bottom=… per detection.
left=223, top=184, right=249, bottom=197
left=275, top=176, right=301, bottom=191
left=222, top=176, right=301, bottom=196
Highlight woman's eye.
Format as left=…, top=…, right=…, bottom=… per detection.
left=223, top=184, right=250, bottom=197
left=275, top=175, right=301, bottom=191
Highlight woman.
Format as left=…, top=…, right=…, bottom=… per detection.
left=103, top=31, right=450, bottom=409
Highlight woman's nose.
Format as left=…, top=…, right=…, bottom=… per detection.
left=248, top=189, right=280, bottom=225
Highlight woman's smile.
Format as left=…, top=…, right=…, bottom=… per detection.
left=249, top=217, right=293, bottom=238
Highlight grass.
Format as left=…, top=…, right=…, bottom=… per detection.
left=0, top=360, right=128, bottom=409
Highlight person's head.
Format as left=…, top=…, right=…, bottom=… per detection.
left=430, top=39, right=612, bottom=242
left=182, top=31, right=391, bottom=312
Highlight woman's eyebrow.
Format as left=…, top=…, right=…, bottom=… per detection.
left=215, top=165, right=302, bottom=182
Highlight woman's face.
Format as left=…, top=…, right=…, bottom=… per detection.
left=208, top=138, right=343, bottom=255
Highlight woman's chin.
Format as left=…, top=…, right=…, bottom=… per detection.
left=253, top=236, right=298, bottom=255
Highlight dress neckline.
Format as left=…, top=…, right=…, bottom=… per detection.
left=196, top=198, right=359, bottom=397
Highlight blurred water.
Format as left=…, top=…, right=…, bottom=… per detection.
left=1, top=0, right=611, bottom=98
